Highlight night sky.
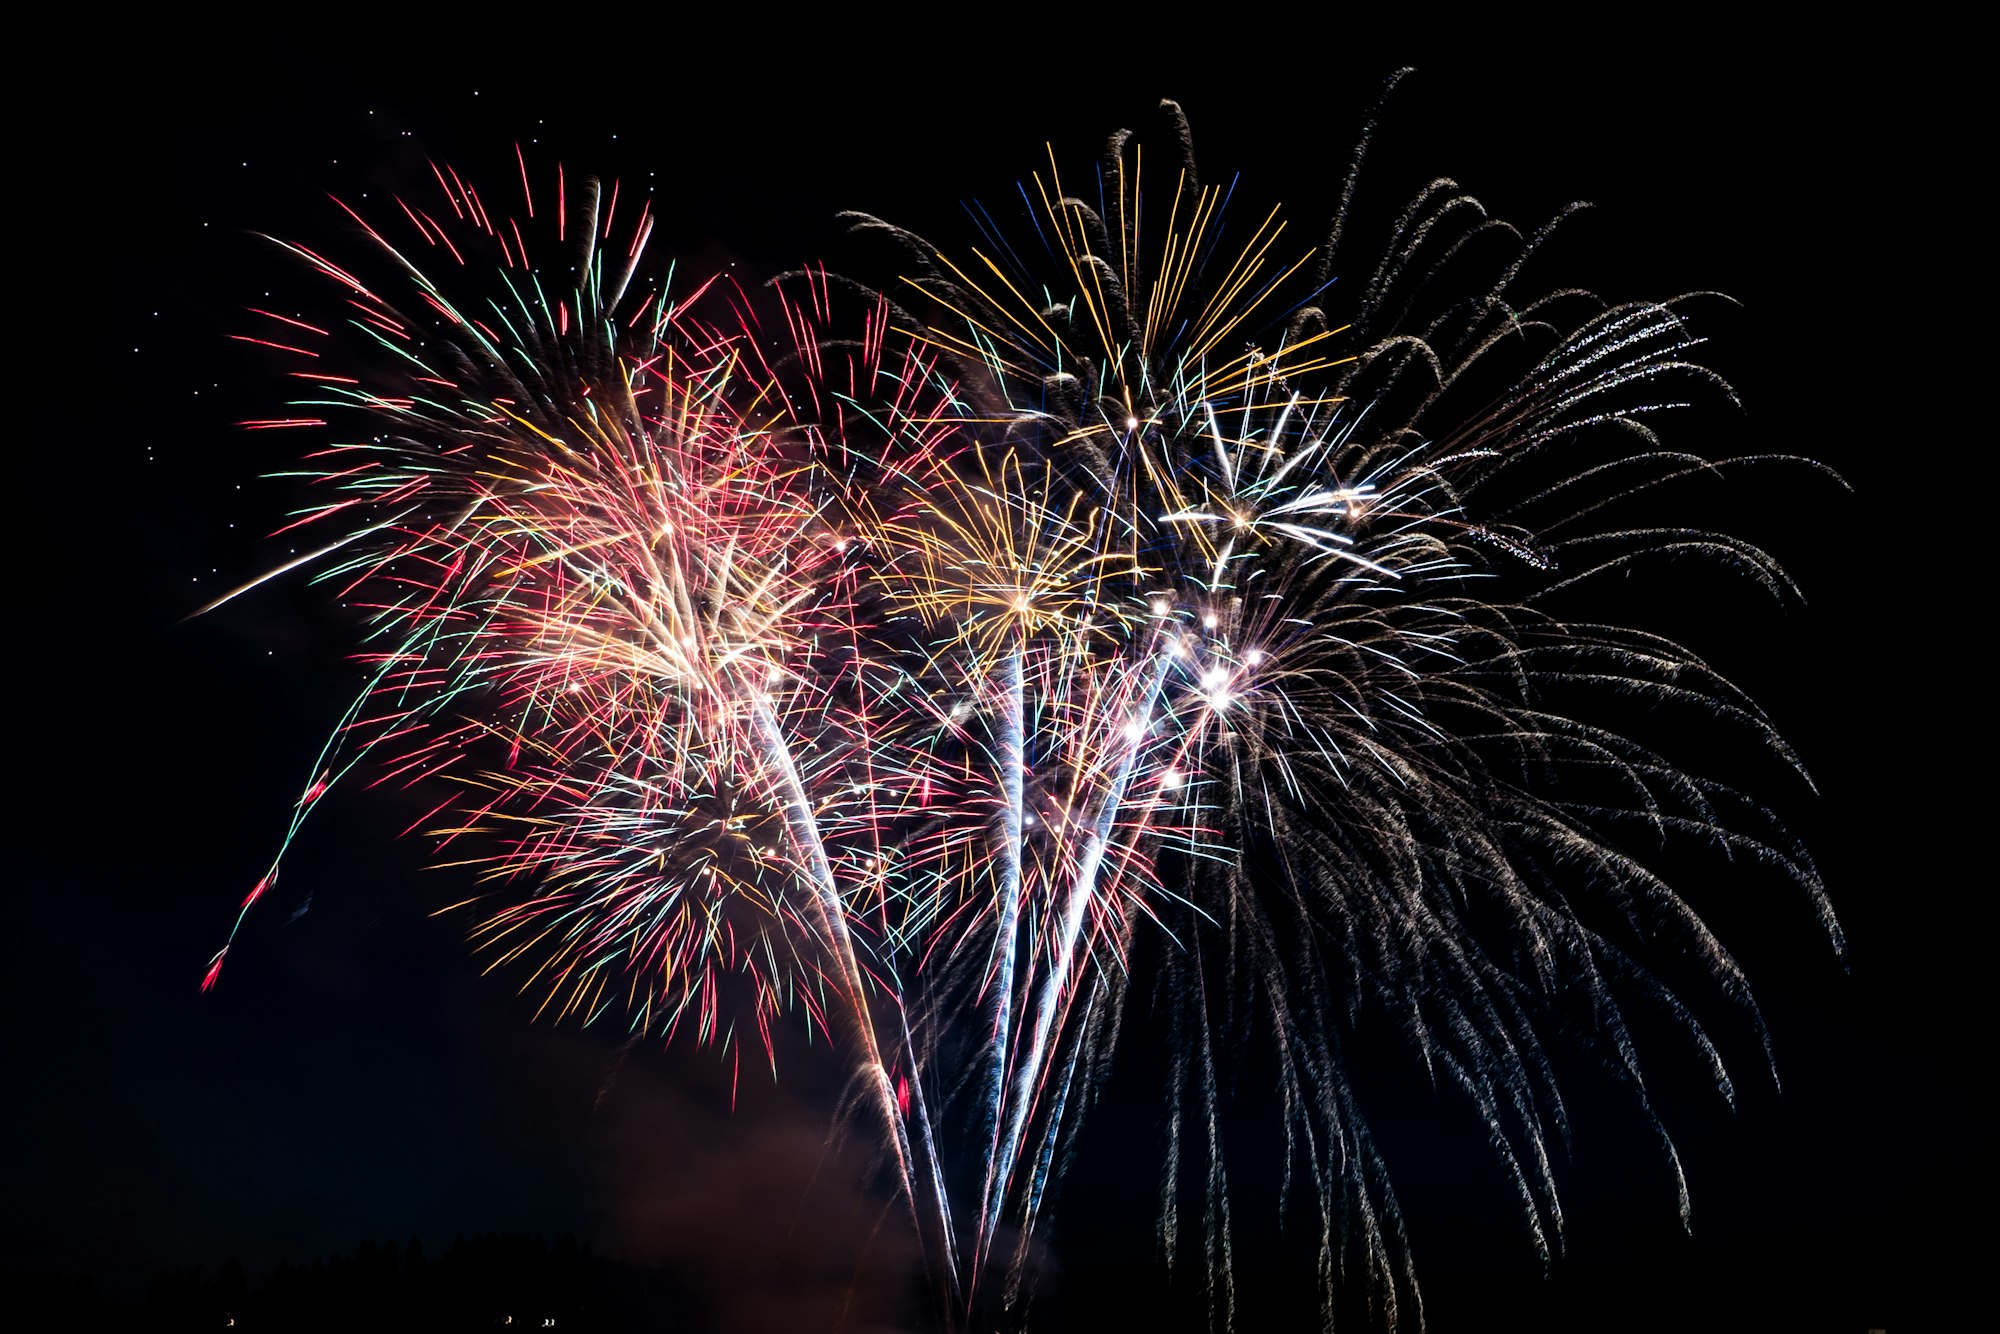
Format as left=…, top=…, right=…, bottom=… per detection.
left=12, top=29, right=1963, bottom=1332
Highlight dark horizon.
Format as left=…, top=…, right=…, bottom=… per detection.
left=12, top=30, right=1959, bottom=1332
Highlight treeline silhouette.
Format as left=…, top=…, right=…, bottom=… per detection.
left=4, top=1233, right=699, bottom=1331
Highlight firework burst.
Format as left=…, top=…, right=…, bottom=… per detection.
left=212, top=86, right=1838, bottom=1331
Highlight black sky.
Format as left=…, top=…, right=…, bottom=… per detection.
left=11, top=26, right=1964, bottom=1332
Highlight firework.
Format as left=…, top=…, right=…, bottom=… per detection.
left=212, top=88, right=1837, bottom=1331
